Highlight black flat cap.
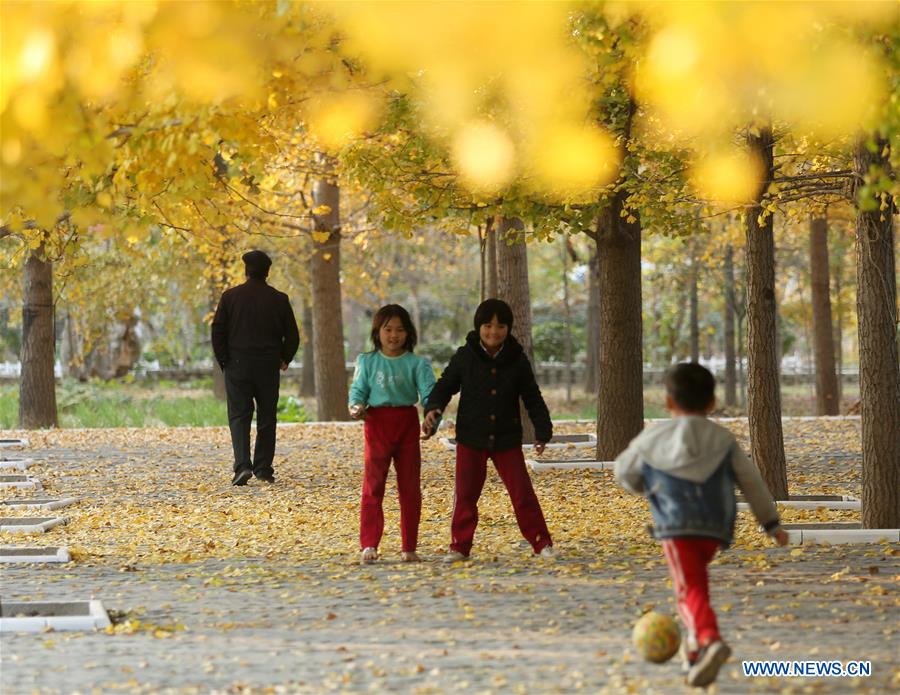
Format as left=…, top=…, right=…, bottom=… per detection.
left=242, top=250, right=272, bottom=273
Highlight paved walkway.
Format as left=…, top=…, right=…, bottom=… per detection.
left=1, top=420, right=897, bottom=693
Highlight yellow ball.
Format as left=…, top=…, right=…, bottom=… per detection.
left=632, top=611, right=681, bottom=663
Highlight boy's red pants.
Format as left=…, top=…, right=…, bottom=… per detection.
left=662, top=537, right=722, bottom=649
left=450, top=443, right=552, bottom=556
left=360, top=406, right=421, bottom=552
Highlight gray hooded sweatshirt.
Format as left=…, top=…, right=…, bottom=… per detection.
left=614, top=416, right=780, bottom=533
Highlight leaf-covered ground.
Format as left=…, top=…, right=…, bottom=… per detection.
left=1, top=419, right=897, bottom=694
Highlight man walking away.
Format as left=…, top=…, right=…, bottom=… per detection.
left=211, top=250, right=300, bottom=485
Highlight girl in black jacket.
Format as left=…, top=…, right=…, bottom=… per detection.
left=423, top=299, right=555, bottom=561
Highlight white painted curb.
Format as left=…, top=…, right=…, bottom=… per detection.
left=1, top=497, right=80, bottom=511
left=0, top=600, right=111, bottom=632
left=439, top=434, right=597, bottom=451
left=0, top=438, right=29, bottom=449
left=739, top=500, right=861, bottom=511
left=0, top=517, right=67, bottom=533
left=786, top=528, right=900, bottom=544
left=527, top=459, right=615, bottom=472
left=0, top=476, right=42, bottom=491
left=0, top=459, right=35, bottom=471
left=0, top=546, right=70, bottom=563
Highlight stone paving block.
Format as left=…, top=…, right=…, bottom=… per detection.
left=0, top=517, right=67, bottom=533
left=0, top=546, right=70, bottom=563
left=0, top=459, right=35, bottom=471
left=0, top=475, right=42, bottom=490
left=0, top=438, right=29, bottom=449
left=0, top=600, right=110, bottom=632
left=527, top=458, right=614, bottom=472
left=0, top=497, right=80, bottom=511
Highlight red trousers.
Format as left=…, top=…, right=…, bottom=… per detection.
left=360, top=406, right=422, bottom=552
left=662, top=538, right=722, bottom=649
left=450, top=443, right=552, bottom=556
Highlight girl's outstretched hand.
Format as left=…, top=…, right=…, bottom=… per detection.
left=349, top=404, right=367, bottom=420
left=421, top=409, right=441, bottom=440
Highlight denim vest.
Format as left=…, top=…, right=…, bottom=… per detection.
left=642, top=450, right=737, bottom=548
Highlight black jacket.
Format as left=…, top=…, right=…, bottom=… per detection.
left=211, top=278, right=300, bottom=369
left=424, top=331, right=552, bottom=451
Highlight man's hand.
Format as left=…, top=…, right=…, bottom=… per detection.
left=280, top=362, right=289, bottom=372
left=349, top=404, right=367, bottom=420
left=533, top=441, right=547, bottom=456
left=771, top=526, right=789, bottom=547
left=421, top=409, right=441, bottom=440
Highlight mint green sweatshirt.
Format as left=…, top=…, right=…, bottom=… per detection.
left=348, top=351, right=436, bottom=410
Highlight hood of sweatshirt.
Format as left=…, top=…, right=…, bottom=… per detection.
left=631, top=416, right=737, bottom=482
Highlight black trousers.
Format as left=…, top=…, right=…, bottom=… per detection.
left=224, top=353, right=281, bottom=475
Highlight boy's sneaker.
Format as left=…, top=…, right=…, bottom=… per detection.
left=537, top=545, right=557, bottom=559
left=360, top=547, right=378, bottom=565
left=255, top=472, right=275, bottom=484
left=401, top=551, right=422, bottom=562
left=687, top=640, right=731, bottom=687
left=680, top=640, right=699, bottom=674
left=442, top=550, right=469, bottom=563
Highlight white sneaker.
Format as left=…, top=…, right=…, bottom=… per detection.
left=401, top=551, right=422, bottom=562
left=360, top=547, right=378, bottom=564
left=687, top=640, right=731, bottom=687
left=442, top=550, right=469, bottom=563
left=538, top=545, right=557, bottom=559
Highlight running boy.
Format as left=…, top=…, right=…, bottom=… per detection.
left=422, top=298, right=555, bottom=561
left=614, top=362, right=788, bottom=688
left=349, top=304, right=436, bottom=564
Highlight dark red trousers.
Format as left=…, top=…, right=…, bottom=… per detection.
left=360, top=406, right=421, bottom=552
left=450, top=443, right=552, bottom=556
left=662, top=538, right=722, bottom=649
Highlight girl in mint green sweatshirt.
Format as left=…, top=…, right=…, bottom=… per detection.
left=349, top=304, right=436, bottom=564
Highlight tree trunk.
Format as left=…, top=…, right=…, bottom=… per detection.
left=854, top=136, right=899, bottom=528
left=689, top=242, right=700, bottom=363
left=485, top=217, right=498, bottom=299
left=212, top=362, right=227, bottom=400
left=809, top=216, right=839, bottom=415
left=311, top=158, right=350, bottom=421
left=723, top=244, right=737, bottom=407
left=584, top=245, right=600, bottom=394
left=299, top=298, right=316, bottom=397
left=595, top=192, right=643, bottom=460
left=561, top=234, right=573, bottom=404
left=744, top=127, right=788, bottom=499
left=19, top=248, right=58, bottom=429
left=495, top=216, right=536, bottom=443
left=832, top=248, right=844, bottom=405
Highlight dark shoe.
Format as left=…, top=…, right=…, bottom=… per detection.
left=687, top=640, right=731, bottom=687
left=255, top=472, right=275, bottom=484
left=231, top=469, right=252, bottom=486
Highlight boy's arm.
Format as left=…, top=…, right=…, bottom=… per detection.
left=348, top=355, right=370, bottom=406
left=731, top=445, right=781, bottom=533
left=423, top=349, right=463, bottom=415
left=614, top=440, right=645, bottom=495
left=519, top=357, right=552, bottom=443
left=416, top=358, right=442, bottom=425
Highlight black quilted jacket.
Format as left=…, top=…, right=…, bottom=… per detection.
left=424, top=331, right=552, bottom=451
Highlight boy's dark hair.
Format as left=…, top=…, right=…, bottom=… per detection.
left=370, top=304, right=417, bottom=352
left=473, top=298, right=514, bottom=331
left=664, top=362, right=716, bottom=413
